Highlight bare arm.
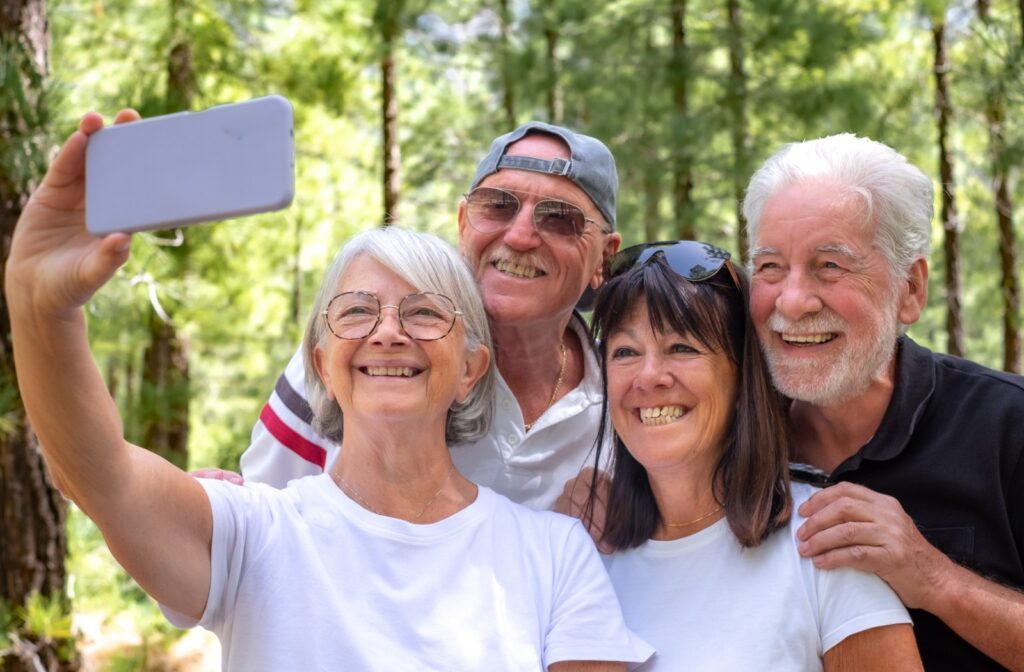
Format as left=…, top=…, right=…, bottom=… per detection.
left=7, top=111, right=212, bottom=620
left=549, top=662, right=625, bottom=672
left=823, top=624, right=922, bottom=672
left=799, top=482, right=1024, bottom=670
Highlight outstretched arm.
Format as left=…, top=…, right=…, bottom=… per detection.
left=7, top=110, right=212, bottom=620
left=799, top=482, right=1024, bottom=670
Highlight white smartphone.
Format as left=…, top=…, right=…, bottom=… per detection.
left=86, top=95, right=295, bottom=235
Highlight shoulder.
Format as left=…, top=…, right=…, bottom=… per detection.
left=908, top=338, right=1024, bottom=396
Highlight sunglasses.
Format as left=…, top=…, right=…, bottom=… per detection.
left=604, top=240, right=738, bottom=285
left=464, top=187, right=600, bottom=241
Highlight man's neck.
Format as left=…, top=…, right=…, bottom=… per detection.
left=788, top=358, right=898, bottom=474
left=489, top=313, right=583, bottom=412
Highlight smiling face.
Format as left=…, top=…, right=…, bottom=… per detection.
left=312, top=255, right=489, bottom=430
left=458, top=134, right=620, bottom=327
left=748, top=181, right=922, bottom=406
left=605, top=301, right=738, bottom=481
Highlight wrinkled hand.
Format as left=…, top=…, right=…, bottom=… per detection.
left=554, top=467, right=612, bottom=554
left=7, top=110, right=140, bottom=317
left=190, top=467, right=244, bottom=485
left=796, top=481, right=954, bottom=610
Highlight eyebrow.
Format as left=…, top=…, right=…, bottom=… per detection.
left=748, top=244, right=861, bottom=260
left=817, top=243, right=860, bottom=260
left=749, top=246, right=778, bottom=259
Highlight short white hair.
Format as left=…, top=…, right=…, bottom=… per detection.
left=303, top=226, right=495, bottom=444
left=743, top=133, right=933, bottom=277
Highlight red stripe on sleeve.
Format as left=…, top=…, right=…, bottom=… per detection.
left=259, top=404, right=328, bottom=470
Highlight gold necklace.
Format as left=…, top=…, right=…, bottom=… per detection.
left=331, top=461, right=457, bottom=521
left=663, top=505, right=724, bottom=528
left=524, top=338, right=567, bottom=432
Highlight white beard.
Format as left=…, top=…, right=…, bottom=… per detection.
left=762, top=297, right=901, bottom=407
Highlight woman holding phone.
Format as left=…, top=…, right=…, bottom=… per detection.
left=6, top=110, right=651, bottom=670
left=583, top=241, right=922, bottom=670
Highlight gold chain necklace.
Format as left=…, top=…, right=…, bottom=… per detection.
left=331, top=461, right=456, bottom=521
left=524, top=338, right=567, bottom=432
left=663, top=505, right=724, bottom=528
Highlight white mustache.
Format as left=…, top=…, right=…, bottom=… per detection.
left=766, top=310, right=846, bottom=334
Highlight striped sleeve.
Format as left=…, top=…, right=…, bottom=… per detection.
left=239, top=348, right=339, bottom=488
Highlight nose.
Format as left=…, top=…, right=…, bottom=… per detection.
left=368, top=305, right=411, bottom=345
left=775, top=270, right=823, bottom=321
left=502, top=201, right=542, bottom=251
left=634, top=352, right=673, bottom=391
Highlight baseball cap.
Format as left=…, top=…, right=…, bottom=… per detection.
left=470, top=121, right=619, bottom=230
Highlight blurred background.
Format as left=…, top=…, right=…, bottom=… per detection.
left=2, top=0, right=1022, bottom=669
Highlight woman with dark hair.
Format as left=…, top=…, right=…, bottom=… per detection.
left=586, top=241, right=922, bottom=670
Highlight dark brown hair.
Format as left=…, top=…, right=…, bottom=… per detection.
left=586, top=254, right=791, bottom=549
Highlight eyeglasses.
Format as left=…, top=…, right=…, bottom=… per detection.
left=322, top=291, right=463, bottom=341
left=464, top=187, right=599, bottom=241
left=605, top=240, right=739, bottom=286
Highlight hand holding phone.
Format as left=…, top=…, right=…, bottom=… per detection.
left=86, top=95, right=295, bottom=235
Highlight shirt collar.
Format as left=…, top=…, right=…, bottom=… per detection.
left=833, top=336, right=936, bottom=476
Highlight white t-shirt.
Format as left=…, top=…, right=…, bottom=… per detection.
left=166, top=474, right=653, bottom=671
left=241, top=316, right=609, bottom=509
left=602, top=482, right=911, bottom=671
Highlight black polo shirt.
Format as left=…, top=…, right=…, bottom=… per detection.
left=797, top=337, right=1024, bottom=671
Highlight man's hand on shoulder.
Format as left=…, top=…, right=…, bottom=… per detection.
left=554, top=467, right=612, bottom=554
left=795, top=481, right=955, bottom=610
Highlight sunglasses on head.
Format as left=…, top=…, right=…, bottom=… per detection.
left=464, top=186, right=601, bottom=241
left=604, top=240, right=738, bottom=285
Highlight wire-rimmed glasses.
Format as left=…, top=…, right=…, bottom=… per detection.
left=322, top=291, right=462, bottom=341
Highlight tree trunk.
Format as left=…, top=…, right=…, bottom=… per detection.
left=544, top=27, right=563, bottom=124
left=932, top=21, right=964, bottom=357
left=981, top=10, right=1022, bottom=372
left=378, top=0, right=402, bottom=225
left=498, top=0, right=516, bottom=129
left=138, top=0, right=193, bottom=469
left=671, top=0, right=695, bottom=240
left=0, top=2, right=79, bottom=670
left=726, top=0, right=749, bottom=261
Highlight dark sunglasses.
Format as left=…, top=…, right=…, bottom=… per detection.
left=605, top=240, right=738, bottom=285
left=464, top=187, right=599, bottom=240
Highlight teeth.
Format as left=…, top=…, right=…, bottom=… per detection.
left=494, top=259, right=542, bottom=279
left=639, top=406, right=686, bottom=425
left=781, top=333, right=836, bottom=345
left=365, top=366, right=417, bottom=377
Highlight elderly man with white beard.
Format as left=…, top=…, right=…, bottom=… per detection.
left=744, top=133, right=1024, bottom=672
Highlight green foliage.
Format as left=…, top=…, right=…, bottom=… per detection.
left=29, top=0, right=1024, bottom=663
left=0, top=592, right=77, bottom=665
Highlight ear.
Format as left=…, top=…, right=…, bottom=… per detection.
left=455, top=343, right=491, bottom=404
left=897, top=257, right=928, bottom=326
left=312, top=343, right=336, bottom=401
left=589, top=231, right=622, bottom=289
left=457, top=201, right=469, bottom=252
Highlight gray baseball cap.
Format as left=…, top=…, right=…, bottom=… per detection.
left=470, top=121, right=618, bottom=230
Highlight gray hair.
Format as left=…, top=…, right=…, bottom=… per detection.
left=303, top=226, right=495, bottom=445
left=743, top=133, right=933, bottom=278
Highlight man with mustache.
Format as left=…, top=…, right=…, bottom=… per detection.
left=744, top=133, right=1024, bottom=671
left=238, top=122, right=621, bottom=511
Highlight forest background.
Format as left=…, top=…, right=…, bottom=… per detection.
left=1, top=0, right=1022, bottom=670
